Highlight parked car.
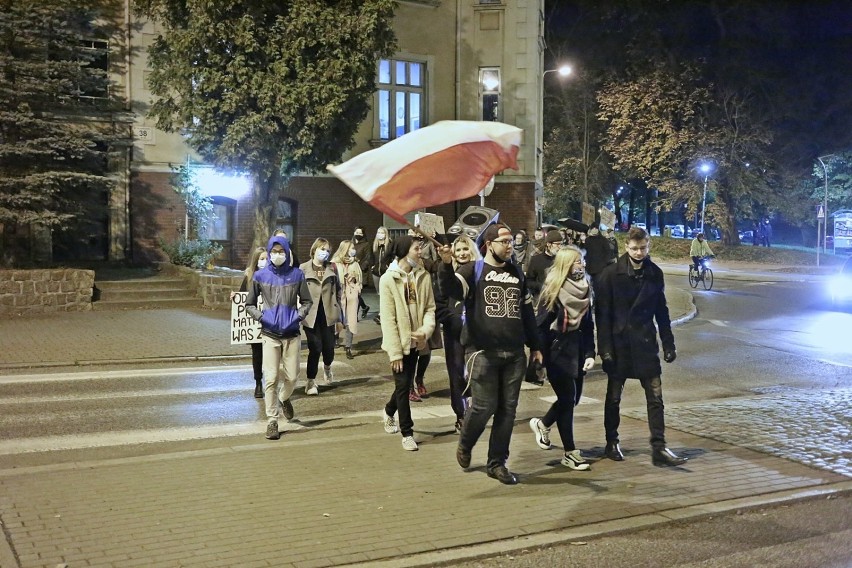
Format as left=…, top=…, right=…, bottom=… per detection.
left=739, top=230, right=754, bottom=242
left=829, top=256, right=852, bottom=309
left=632, top=222, right=646, bottom=230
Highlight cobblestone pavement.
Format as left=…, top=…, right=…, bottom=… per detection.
left=624, top=387, right=852, bottom=477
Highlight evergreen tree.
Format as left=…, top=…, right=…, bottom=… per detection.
left=0, top=1, right=128, bottom=266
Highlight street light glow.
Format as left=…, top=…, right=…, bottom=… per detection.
left=698, top=161, right=715, bottom=233
left=700, top=162, right=713, bottom=175
left=543, top=64, right=573, bottom=79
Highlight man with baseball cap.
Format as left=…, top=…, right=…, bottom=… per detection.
left=437, top=222, right=543, bottom=485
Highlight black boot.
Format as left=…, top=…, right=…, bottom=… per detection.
left=652, top=447, right=687, bottom=467
left=346, top=347, right=354, bottom=360
left=254, top=381, right=263, bottom=398
left=605, top=441, right=624, bottom=461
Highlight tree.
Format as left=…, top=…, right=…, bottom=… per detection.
left=0, top=0, right=128, bottom=266
left=137, top=0, right=397, bottom=249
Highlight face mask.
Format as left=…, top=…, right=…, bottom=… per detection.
left=406, top=257, right=419, bottom=269
left=569, top=267, right=585, bottom=281
left=257, top=259, right=268, bottom=270
left=376, top=232, right=386, bottom=240
left=353, top=234, right=363, bottom=242
left=315, top=250, right=330, bottom=263
left=348, top=250, right=357, bottom=257
left=490, top=246, right=510, bottom=263
left=270, top=252, right=286, bottom=266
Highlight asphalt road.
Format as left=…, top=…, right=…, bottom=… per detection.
left=448, top=491, right=852, bottom=568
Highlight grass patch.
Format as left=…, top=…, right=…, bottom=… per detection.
left=614, top=234, right=847, bottom=268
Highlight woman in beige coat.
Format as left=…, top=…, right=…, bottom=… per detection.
left=332, top=240, right=363, bottom=360
left=379, top=235, right=436, bottom=451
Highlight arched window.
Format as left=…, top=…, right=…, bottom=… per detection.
left=275, top=198, right=297, bottom=244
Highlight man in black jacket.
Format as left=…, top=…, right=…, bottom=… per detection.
left=438, top=223, right=542, bottom=485
left=595, top=227, right=687, bottom=467
left=523, top=229, right=563, bottom=386
left=583, top=227, right=613, bottom=286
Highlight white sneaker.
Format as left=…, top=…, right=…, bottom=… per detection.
left=562, top=449, right=590, bottom=471
left=529, top=418, right=552, bottom=450
left=383, top=413, right=399, bottom=434
left=323, top=365, right=334, bottom=384
left=401, top=436, right=418, bottom=451
left=305, top=380, right=318, bottom=396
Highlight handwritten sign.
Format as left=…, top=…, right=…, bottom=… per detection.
left=230, top=292, right=263, bottom=344
left=415, top=212, right=445, bottom=236
left=600, top=207, right=616, bottom=231
left=581, top=202, right=596, bottom=227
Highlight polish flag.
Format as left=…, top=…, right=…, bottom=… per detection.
left=327, top=120, right=522, bottom=224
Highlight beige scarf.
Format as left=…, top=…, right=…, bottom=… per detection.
left=553, top=277, right=590, bottom=333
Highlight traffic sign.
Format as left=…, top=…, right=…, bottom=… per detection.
left=817, top=204, right=825, bottom=219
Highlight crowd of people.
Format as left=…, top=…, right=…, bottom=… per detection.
left=240, top=220, right=688, bottom=484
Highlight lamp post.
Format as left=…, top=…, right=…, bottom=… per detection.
left=536, top=64, right=572, bottom=226
left=816, top=155, right=832, bottom=265
left=699, top=162, right=713, bottom=234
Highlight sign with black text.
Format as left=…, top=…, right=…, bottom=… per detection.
left=230, top=292, right=263, bottom=344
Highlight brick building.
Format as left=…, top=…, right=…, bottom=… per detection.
left=124, top=1, right=546, bottom=268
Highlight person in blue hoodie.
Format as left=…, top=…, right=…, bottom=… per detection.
left=246, top=235, right=313, bottom=440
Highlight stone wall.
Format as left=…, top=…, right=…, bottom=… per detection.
left=158, top=262, right=243, bottom=309
left=0, top=269, right=95, bottom=316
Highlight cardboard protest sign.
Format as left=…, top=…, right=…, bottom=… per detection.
left=600, top=207, right=617, bottom=231
left=230, top=292, right=263, bottom=344
left=581, top=202, right=596, bottom=227
left=415, top=212, right=445, bottom=236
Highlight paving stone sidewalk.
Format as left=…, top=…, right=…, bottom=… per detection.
left=0, top=398, right=848, bottom=568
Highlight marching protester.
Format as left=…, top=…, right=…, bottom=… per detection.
left=523, top=229, right=563, bottom=386
left=230, top=246, right=267, bottom=398
left=352, top=226, right=372, bottom=319
left=438, top=223, right=542, bottom=485
left=528, top=247, right=595, bottom=471
left=584, top=227, right=614, bottom=286
left=332, top=239, right=363, bottom=360
left=379, top=235, right=437, bottom=451
left=245, top=234, right=312, bottom=440
left=512, top=229, right=534, bottom=273
left=595, top=227, right=687, bottom=466
left=371, top=226, right=393, bottom=324
left=434, top=234, right=478, bottom=434
left=300, top=238, right=342, bottom=395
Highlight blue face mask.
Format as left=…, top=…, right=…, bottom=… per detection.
left=315, top=249, right=330, bottom=263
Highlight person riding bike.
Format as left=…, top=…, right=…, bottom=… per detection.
left=690, top=233, right=714, bottom=272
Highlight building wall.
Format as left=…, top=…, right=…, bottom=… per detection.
left=125, top=2, right=542, bottom=270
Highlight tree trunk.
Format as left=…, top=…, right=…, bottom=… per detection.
left=251, top=167, right=284, bottom=251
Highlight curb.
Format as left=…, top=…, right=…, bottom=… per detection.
left=343, top=481, right=852, bottom=568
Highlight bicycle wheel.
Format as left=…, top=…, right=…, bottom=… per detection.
left=702, top=268, right=714, bottom=290
left=688, top=267, right=699, bottom=288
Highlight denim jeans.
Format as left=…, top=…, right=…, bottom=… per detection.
left=385, top=351, right=418, bottom=437
left=459, top=348, right=526, bottom=469
left=604, top=374, right=666, bottom=448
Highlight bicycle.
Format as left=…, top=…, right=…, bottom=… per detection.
left=688, top=257, right=714, bottom=290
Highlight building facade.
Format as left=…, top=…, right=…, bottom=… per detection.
left=123, top=0, right=544, bottom=267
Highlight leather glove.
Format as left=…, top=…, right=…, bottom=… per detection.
left=663, top=350, right=677, bottom=363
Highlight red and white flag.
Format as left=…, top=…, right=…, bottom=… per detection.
left=327, top=120, right=522, bottom=224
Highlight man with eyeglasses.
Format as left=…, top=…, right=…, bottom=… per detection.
left=595, top=227, right=687, bottom=467
left=437, top=223, right=542, bottom=484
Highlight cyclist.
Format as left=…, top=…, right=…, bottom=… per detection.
left=690, top=232, right=714, bottom=272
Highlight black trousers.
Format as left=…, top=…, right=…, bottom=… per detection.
left=604, top=375, right=666, bottom=449
left=250, top=342, right=263, bottom=382
left=385, top=352, right=419, bottom=437
left=304, top=307, right=335, bottom=379
left=442, top=328, right=467, bottom=420
left=542, top=364, right=583, bottom=451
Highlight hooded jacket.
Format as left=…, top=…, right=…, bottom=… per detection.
left=246, top=235, right=312, bottom=339
left=379, top=259, right=436, bottom=362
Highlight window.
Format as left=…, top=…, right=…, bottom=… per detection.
left=79, top=39, right=109, bottom=99
left=479, top=67, right=501, bottom=122
left=200, top=198, right=235, bottom=242
left=377, top=58, right=425, bottom=140
left=275, top=198, right=297, bottom=245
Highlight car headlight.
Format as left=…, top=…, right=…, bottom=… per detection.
left=829, top=276, right=852, bottom=300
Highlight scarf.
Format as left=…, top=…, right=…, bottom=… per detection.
left=513, top=241, right=528, bottom=264
left=553, top=277, right=590, bottom=333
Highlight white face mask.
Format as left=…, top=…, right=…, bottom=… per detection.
left=257, top=259, right=268, bottom=270
left=270, top=252, right=286, bottom=266
left=406, top=257, right=419, bottom=269
left=315, top=249, right=330, bottom=263
left=376, top=232, right=386, bottom=240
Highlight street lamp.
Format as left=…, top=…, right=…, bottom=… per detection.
left=535, top=64, right=573, bottom=226
left=816, top=155, right=833, bottom=265
left=699, top=162, right=714, bottom=234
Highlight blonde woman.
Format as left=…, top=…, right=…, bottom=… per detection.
left=230, top=246, right=267, bottom=398
left=332, top=240, right=363, bottom=359
left=434, top=235, right=479, bottom=432
left=300, top=238, right=342, bottom=395
left=528, top=246, right=595, bottom=471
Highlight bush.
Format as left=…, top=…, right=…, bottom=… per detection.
left=159, top=237, right=223, bottom=269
